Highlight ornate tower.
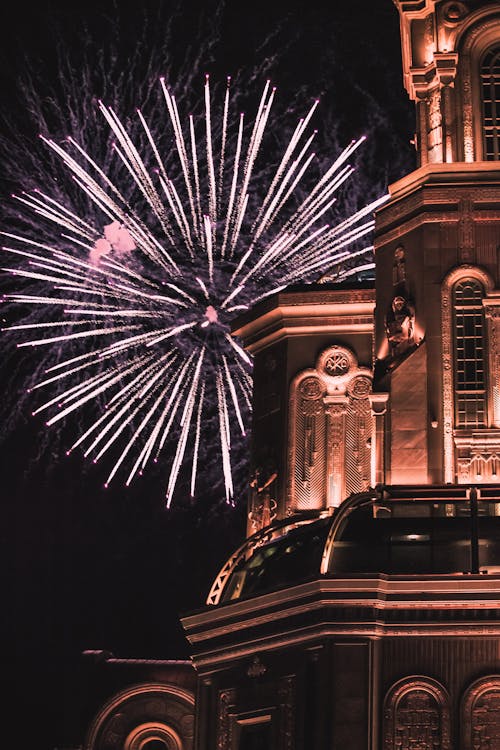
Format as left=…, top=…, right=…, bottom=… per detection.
left=234, top=3, right=500, bottom=530
left=182, top=5, right=500, bottom=750
left=376, top=0, right=500, bottom=486
left=232, top=285, right=378, bottom=533
left=83, top=4, right=500, bottom=750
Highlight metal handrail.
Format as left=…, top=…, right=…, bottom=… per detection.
left=206, top=510, right=325, bottom=605
left=320, top=490, right=381, bottom=574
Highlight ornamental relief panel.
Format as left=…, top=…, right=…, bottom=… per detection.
left=462, top=676, right=500, bottom=750
left=485, top=307, right=500, bottom=428
left=383, top=677, right=451, bottom=750
left=458, top=16, right=500, bottom=162
left=287, top=345, right=375, bottom=512
left=84, top=685, right=195, bottom=750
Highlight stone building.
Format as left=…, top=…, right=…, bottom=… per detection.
left=83, top=2, right=500, bottom=748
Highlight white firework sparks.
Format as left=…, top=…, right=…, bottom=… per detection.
left=2, top=76, right=386, bottom=505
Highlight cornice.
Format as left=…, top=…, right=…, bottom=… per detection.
left=386, top=162, right=500, bottom=203
left=374, top=162, right=500, bottom=243
left=183, top=575, right=500, bottom=668
left=232, top=294, right=375, bottom=353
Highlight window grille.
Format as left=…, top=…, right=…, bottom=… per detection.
left=453, top=279, right=486, bottom=428
left=481, top=45, right=500, bottom=160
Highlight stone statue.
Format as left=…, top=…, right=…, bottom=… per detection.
left=249, top=465, right=278, bottom=532
left=385, top=294, right=415, bottom=355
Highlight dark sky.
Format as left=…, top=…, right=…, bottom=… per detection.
left=0, top=2, right=414, bottom=748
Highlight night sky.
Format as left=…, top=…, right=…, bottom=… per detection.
left=0, top=2, right=414, bottom=748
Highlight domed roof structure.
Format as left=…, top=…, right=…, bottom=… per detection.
left=207, top=485, right=500, bottom=605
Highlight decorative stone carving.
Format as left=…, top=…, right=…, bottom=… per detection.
left=348, top=376, right=372, bottom=399
left=287, top=346, right=375, bottom=511
left=462, top=676, right=500, bottom=750
left=318, top=345, right=355, bottom=380
left=441, top=266, right=495, bottom=482
left=385, top=294, right=415, bottom=356
left=383, top=677, right=451, bottom=750
left=442, top=84, right=455, bottom=161
left=325, top=396, right=349, bottom=507
left=428, top=87, right=443, bottom=162
left=454, top=431, right=500, bottom=483
left=249, top=466, right=278, bottom=532
left=299, top=376, right=323, bottom=400
left=247, top=656, right=267, bottom=678
left=458, top=198, right=475, bottom=262
left=462, top=56, right=475, bottom=161
left=324, top=351, right=350, bottom=377
left=459, top=16, right=500, bottom=162
left=393, top=246, right=406, bottom=286
left=418, top=99, right=429, bottom=165
left=485, top=305, right=500, bottom=428
left=84, top=684, right=195, bottom=750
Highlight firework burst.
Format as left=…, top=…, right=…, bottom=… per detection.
left=2, top=76, right=386, bottom=505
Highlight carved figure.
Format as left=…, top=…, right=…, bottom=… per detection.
left=385, top=295, right=415, bottom=354
left=393, top=246, right=406, bottom=286
left=249, top=465, right=278, bottom=532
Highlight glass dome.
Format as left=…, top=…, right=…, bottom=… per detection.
left=207, top=486, right=500, bottom=605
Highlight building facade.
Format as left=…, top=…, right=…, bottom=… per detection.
left=84, top=2, right=500, bottom=749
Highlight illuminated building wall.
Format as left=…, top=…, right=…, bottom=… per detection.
left=182, top=4, right=500, bottom=750
left=376, top=0, right=500, bottom=487
left=234, top=0, right=500, bottom=523
left=83, top=3, right=500, bottom=749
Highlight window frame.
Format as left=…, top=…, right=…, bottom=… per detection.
left=480, top=44, right=500, bottom=161
left=441, top=266, right=493, bottom=482
left=452, top=278, right=487, bottom=428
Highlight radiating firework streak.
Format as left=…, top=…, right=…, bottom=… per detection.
left=2, top=76, right=387, bottom=505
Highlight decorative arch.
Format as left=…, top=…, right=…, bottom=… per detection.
left=287, top=344, right=374, bottom=512
left=461, top=675, right=500, bottom=750
left=84, top=683, right=195, bottom=750
left=383, top=676, right=451, bottom=750
left=125, top=722, right=182, bottom=750
left=441, top=265, right=494, bottom=482
left=456, top=11, right=500, bottom=161
left=480, top=44, right=500, bottom=160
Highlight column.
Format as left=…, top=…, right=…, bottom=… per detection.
left=324, top=396, right=349, bottom=507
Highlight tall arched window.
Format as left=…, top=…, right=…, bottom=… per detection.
left=481, top=44, right=500, bottom=160
left=453, top=279, right=487, bottom=428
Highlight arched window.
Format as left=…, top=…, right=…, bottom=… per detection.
left=453, top=278, right=487, bottom=428
left=481, top=44, right=500, bottom=160
left=383, top=677, right=451, bottom=750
